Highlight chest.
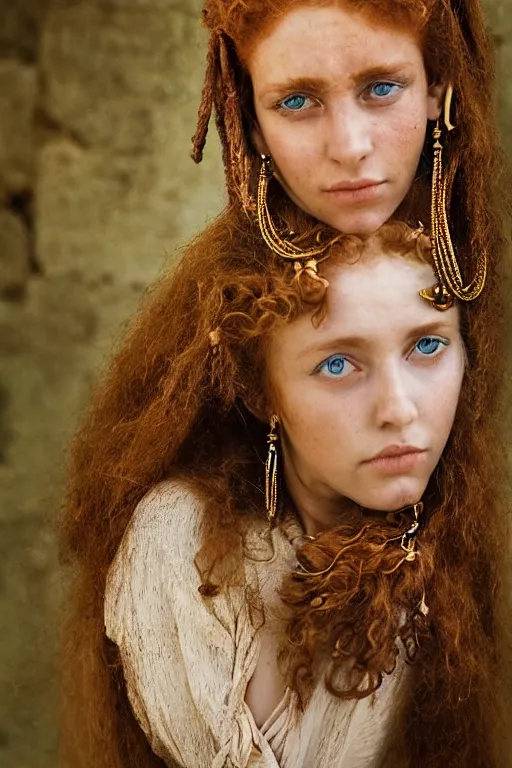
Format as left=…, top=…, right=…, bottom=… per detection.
left=244, top=617, right=289, bottom=728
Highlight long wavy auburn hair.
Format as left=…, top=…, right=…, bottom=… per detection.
left=59, top=1, right=510, bottom=768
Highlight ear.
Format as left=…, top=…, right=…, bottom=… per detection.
left=426, top=82, right=444, bottom=121
left=251, top=121, right=269, bottom=157
left=243, top=391, right=272, bottom=423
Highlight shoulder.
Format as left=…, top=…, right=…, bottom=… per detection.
left=105, top=480, right=205, bottom=636
left=126, top=479, right=204, bottom=561
left=131, top=479, right=203, bottom=533
left=107, top=479, right=206, bottom=597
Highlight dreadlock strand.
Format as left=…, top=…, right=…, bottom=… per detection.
left=218, top=32, right=254, bottom=208
left=191, top=32, right=220, bottom=164
left=211, top=58, right=233, bottom=200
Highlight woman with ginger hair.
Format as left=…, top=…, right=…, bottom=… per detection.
left=60, top=1, right=509, bottom=767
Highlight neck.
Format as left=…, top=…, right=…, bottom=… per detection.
left=282, top=459, right=362, bottom=537
left=281, top=448, right=423, bottom=538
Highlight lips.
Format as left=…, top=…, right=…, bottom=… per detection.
left=369, top=445, right=424, bottom=461
left=327, top=179, right=384, bottom=193
left=325, top=180, right=386, bottom=204
left=363, top=445, right=428, bottom=475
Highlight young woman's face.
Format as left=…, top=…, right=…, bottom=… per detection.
left=267, top=249, right=465, bottom=515
left=248, top=5, right=441, bottom=235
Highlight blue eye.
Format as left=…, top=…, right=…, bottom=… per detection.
left=279, top=94, right=310, bottom=112
left=316, top=354, right=355, bottom=379
left=370, top=82, right=399, bottom=98
left=415, top=336, right=449, bottom=356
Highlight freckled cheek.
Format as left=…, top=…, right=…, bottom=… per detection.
left=381, top=118, right=425, bottom=154
left=264, top=128, right=321, bottom=178
left=282, top=393, right=360, bottom=456
left=376, top=101, right=427, bottom=150
left=424, top=368, right=463, bottom=449
left=440, top=377, right=463, bottom=425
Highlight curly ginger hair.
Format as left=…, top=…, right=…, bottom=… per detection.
left=60, top=1, right=510, bottom=767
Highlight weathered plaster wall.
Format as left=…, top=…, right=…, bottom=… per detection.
left=0, top=1, right=510, bottom=766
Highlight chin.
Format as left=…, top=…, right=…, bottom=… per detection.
left=325, top=207, right=396, bottom=237
left=359, top=478, right=427, bottom=513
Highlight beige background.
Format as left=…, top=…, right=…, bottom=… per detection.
left=0, top=1, right=510, bottom=765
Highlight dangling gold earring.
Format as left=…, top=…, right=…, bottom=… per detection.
left=257, top=155, right=328, bottom=262
left=257, top=155, right=342, bottom=290
left=420, top=85, right=487, bottom=310
left=265, top=415, right=280, bottom=525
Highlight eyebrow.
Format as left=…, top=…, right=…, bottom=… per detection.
left=300, top=320, right=457, bottom=358
left=259, top=64, right=413, bottom=99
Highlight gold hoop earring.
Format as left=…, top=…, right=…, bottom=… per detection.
left=257, top=155, right=328, bottom=262
left=265, top=415, right=279, bottom=524
left=257, top=155, right=343, bottom=290
left=420, top=85, right=487, bottom=310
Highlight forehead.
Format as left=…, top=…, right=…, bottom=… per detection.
left=323, top=253, right=437, bottom=330
left=245, top=4, right=423, bottom=79
left=269, top=253, right=459, bottom=356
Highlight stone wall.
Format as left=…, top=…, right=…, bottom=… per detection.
left=0, top=1, right=510, bottom=766
left=0, top=1, right=223, bottom=765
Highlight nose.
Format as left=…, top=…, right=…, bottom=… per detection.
left=326, top=101, right=373, bottom=166
left=373, top=363, right=419, bottom=429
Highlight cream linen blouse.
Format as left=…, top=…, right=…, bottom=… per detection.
left=105, top=481, right=407, bottom=768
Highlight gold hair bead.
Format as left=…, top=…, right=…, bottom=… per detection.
left=331, top=637, right=343, bottom=659
left=419, top=283, right=454, bottom=311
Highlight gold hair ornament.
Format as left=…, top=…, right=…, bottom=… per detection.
left=265, top=415, right=279, bottom=524
left=257, top=155, right=339, bottom=285
left=382, top=501, right=423, bottom=574
left=420, top=85, right=487, bottom=310
left=209, top=328, right=221, bottom=348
